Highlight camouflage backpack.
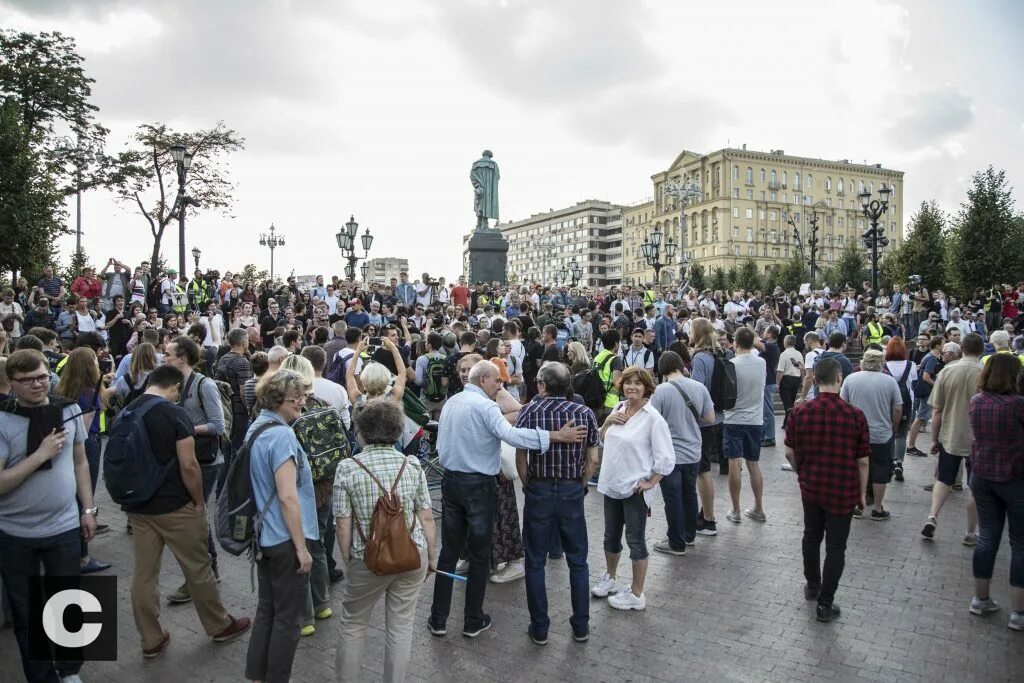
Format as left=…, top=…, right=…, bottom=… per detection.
left=292, top=396, right=351, bottom=483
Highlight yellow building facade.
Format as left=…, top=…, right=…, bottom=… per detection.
left=621, top=147, right=905, bottom=287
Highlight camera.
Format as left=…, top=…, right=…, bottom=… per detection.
left=908, top=274, right=922, bottom=288
left=203, top=269, right=220, bottom=284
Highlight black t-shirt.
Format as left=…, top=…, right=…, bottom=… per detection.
left=260, top=313, right=285, bottom=348
left=123, top=395, right=196, bottom=515
left=444, top=351, right=470, bottom=396
left=105, top=310, right=133, bottom=357
left=541, top=343, right=561, bottom=364
left=762, top=341, right=781, bottom=385
left=371, top=344, right=412, bottom=377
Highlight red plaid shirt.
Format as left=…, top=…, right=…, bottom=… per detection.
left=969, top=392, right=1024, bottom=482
left=785, top=393, right=870, bottom=514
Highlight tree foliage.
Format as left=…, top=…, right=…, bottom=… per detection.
left=109, top=122, right=245, bottom=271
left=0, top=99, right=67, bottom=282
left=776, top=254, right=808, bottom=294
left=238, top=263, right=270, bottom=284
left=879, top=201, right=947, bottom=292
left=945, top=167, right=1024, bottom=296
left=688, top=263, right=706, bottom=293
left=733, top=258, right=762, bottom=292
left=710, top=266, right=727, bottom=293
left=837, top=241, right=867, bottom=290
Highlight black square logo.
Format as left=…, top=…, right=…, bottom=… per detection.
left=28, top=576, right=118, bottom=662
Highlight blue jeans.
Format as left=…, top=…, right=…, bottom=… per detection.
left=659, top=463, right=700, bottom=549
left=762, top=384, right=778, bottom=443
left=971, top=476, right=1024, bottom=588
left=430, top=471, right=497, bottom=630
left=522, top=479, right=589, bottom=634
left=0, top=527, right=83, bottom=683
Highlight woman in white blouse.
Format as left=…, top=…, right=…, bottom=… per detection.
left=592, top=366, right=675, bottom=611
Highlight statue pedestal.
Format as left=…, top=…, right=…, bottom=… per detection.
left=467, top=228, right=509, bottom=285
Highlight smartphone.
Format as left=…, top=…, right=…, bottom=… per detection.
left=368, top=337, right=382, bottom=347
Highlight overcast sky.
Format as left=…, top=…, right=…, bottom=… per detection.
left=4, top=0, right=1023, bottom=281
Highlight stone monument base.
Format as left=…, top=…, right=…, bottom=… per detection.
left=467, top=228, right=509, bottom=285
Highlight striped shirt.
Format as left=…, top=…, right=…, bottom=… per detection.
left=514, top=396, right=599, bottom=480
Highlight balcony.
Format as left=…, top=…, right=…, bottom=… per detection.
left=768, top=181, right=786, bottom=191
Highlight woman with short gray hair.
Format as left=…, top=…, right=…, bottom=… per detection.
left=334, top=399, right=436, bottom=681
left=244, top=369, right=321, bottom=683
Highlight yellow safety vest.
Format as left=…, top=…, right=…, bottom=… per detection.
left=594, top=349, right=619, bottom=409
left=865, top=321, right=884, bottom=345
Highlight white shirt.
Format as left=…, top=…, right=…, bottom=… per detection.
left=324, top=295, right=340, bottom=316
left=624, top=346, right=654, bottom=370
left=884, top=360, right=918, bottom=393
left=74, top=310, right=98, bottom=333
left=415, top=282, right=432, bottom=308
left=313, top=377, right=352, bottom=429
left=200, top=314, right=223, bottom=348
left=946, top=319, right=971, bottom=337
left=612, top=298, right=630, bottom=312
left=597, top=402, right=675, bottom=503
left=724, top=301, right=745, bottom=317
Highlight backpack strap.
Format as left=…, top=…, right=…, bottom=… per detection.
left=669, top=380, right=702, bottom=425
left=349, top=455, right=411, bottom=543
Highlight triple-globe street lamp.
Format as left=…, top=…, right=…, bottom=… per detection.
left=788, top=210, right=820, bottom=286
left=258, top=224, right=286, bottom=281
left=660, top=177, right=702, bottom=288
left=169, top=144, right=198, bottom=277
left=335, top=215, right=373, bottom=282
left=640, top=226, right=677, bottom=287
left=858, top=184, right=891, bottom=294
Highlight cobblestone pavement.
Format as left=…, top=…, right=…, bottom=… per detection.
left=3, top=423, right=1021, bottom=682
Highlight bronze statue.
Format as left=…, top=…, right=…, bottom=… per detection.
left=470, top=150, right=499, bottom=230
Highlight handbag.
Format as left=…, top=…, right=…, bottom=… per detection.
left=500, top=442, right=519, bottom=481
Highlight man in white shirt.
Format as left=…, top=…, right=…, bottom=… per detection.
left=623, top=329, right=655, bottom=376
left=199, top=300, right=223, bottom=350
left=945, top=308, right=971, bottom=338
left=723, top=328, right=767, bottom=523
left=324, top=286, right=340, bottom=316
left=724, top=295, right=746, bottom=318
left=415, top=272, right=435, bottom=308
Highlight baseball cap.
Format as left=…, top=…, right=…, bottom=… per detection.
left=167, top=269, right=177, bottom=275
left=348, top=298, right=360, bottom=305
left=632, top=327, right=646, bottom=335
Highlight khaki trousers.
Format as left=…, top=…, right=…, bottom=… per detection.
left=336, top=550, right=427, bottom=682
left=129, top=503, right=232, bottom=650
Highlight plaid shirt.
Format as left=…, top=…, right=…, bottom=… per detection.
left=969, top=392, right=1024, bottom=482
left=332, top=444, right=431, bottom=559
left=514, top=396, right=600, bottom=480
left=785, top=393, right=870, bottom=514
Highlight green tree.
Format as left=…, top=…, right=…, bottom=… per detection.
left=688, top=263, right=706, bottom=292
left=238, top=263, right=270, bottom=284
left=710, top=266, right=727, bottom=292
left=837, top=241, right=867, bottom=290
left=945, top=167, right=1024, bottom=296
left=58, top=246, right=91, bottom=287
left=880, top=201, right=947, bottom=291
left=109, top=122, right=245, bottom=271
left=735, top=258, right=762, bottom=292
left=777, top=254, right=808, bottom=294
left=0, top=99, right=67, bottom=283
left=725, top=266, right=738, bottom=291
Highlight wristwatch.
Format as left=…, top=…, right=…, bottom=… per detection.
left=82, top=507, right=99, bottom=517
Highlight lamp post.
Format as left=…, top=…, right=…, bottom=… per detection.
left=169, top=144, right=196, bottom=277
left=859, top=184, right=891, bottom=294
left=788, top=210, right=820, bottom=285
left=568, top=258, right=583, bottom=288
left=640, top=227, right=677, bottom=287
left=360, top=262, right=369, bottom=283
left=55, top=136, right=93, bottom=257
left=335, top=215, right=373, bottom=283
left=191, top=246, right=202, bottom=272
left=258, top=223, right=286, bottom=281
left=661, top=177, right=702, bottom=286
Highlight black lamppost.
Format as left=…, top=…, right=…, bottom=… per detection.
left=258, top=224, right=286, bottom=281
left=191, top=246, right=202, bottom=271
left=859, top=184, right=891, bottom=294
left=169, top=144, right=197, bottom=277
left=335, top=215, right=373, bottom=281
left=568, top=258, right=583, bottom=288
left=788, top=210, right=820, bottom=285
left=360, top=262, right=370, bottom=283
left=641, top=227, right=677, bottom=287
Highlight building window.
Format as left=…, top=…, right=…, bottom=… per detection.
left=770, top=230, right=777, bottom=242
left=782, top=171, right=787, bottom=187
left=733, top=187, right=739, bottom=198
left=746, top=167, right=753, bottom=184
left=745, top=208, right=753, bottom=219
left=733, top=207, right=739, bottom=218
left=859, top=180, right=865, bottom=194
left=793, top=173, right=801, bottom=191
left=838, top=178, right=844, bottom=194
left=760, top=191, right=766, bottom=201
left=733, top=165, right=739, bottom=180
left=770, top=192, right=777, bottom=202
left=793, top=212, right=800, bottom=222
left=760, top=168, right=766, bottom=182
left=734, top=246, right=740, bottom=256
left=732, top=226, right=739, bottom=238
left=804, top=195, right=811, bottom=205
left=769, top=210, right=778, bottom=221
left=747, top=190, right=754, bottom=200
left=749, top=246, right=755, bottom=256
left=838, top=235, right=845, bottom=247
left=759, top=209, right=766, bottom=220
left=746, top=228, right=753, bottom=242
left=807, top=174, right=813, bottom=190
left=858, top=218, right=865, bottom=229
left=826, top=234, right=832, bottom=245
left=772, top=248, right=779, bottom=258
left=702, top=248, right=707, bottom=258
left=825, top=176, right=832, bottom=192
left=837, top=217, right=844, bottom=228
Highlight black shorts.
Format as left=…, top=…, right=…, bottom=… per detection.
left=869, top=439, right=894, bottom=484
left=699, top=423, right=723, bottom=474
left=936, top=445, right=969, bottom=486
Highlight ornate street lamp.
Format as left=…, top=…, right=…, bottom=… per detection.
left=859, top=184, right=891, bottom=293
left=569, top=258, right=583, bottom=288
left=191, top=246, right=202, bottom=271
left=360, top=262, right=370, bottom=282
left=661, top=177, right=702, bottom=286
left=641, top=229, right=676, bottom=286
left=258, top=224, right=286, bottom=281
left=170, top=143, right=197, bottom=276
left=335, top=215, right=372, bottom=282
left=788, top=210, right=820, bottom=286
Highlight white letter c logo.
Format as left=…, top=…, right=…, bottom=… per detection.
left=41, top=589, right=103, bottom=648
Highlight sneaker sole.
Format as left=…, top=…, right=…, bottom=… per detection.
left=214, top=622, right=252, bottom=643
left=609, top=601, right=646, bottom=611
left=870, top=515, right=891, bottom=521
left=428, top=626, right=447, bottom=637
left=489, top=573, right=525, bottom=584
left=653, top=546, right=686, bottom=556
left=921, top=521, right=936, bottom=539
left=591, top=588, right=620, bottom=598
left=529, top=633, right=548, bottom=646
left=695, top=529, right=718, bottom=537
left=166, top=596, right=192, bottom=604
left=1009, top=620, right=1024, bottom=631
left=744, top=513, right=767, bottom=522
left=573, top=633, right=589, bottom=643
left=462, top=624, right=492, bottom=638
left=969, top=606, right=999, bottom=615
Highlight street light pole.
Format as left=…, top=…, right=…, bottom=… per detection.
left=640, top=227, right=677, bottom=287
left=170, top=144, right=195, bottom=277
left=859, top=184, right=891, bottom=294
left=661, top=177, right=702, bottom=288
left=335, top=215, right=373, bottom=282
left=259, top=224, right=286, bottom=281
left=788, top=210, right=820, bottom=286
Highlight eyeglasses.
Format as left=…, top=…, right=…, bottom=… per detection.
left=285, top=393, right=313, bottom=405
left=12, top=374, right=50, bottom=386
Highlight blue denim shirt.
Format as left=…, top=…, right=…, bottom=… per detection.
left=437, top=384, right=551, bottom=475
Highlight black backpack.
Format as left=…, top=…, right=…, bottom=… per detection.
left=573, top=354, right=614, bottom=412
left=103, top=397, right=174, bottom=507
left=707, top=351, right=738, bottom=411
left=885, top=362, right=914, bottom=430
left=325, top=350, right=351, bottom=385
left=216, top=421, right=287, bottom=559
left=422, top=354, right=447, bottom=402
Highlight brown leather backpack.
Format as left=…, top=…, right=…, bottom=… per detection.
left=351, top=457, right=421, bottom=575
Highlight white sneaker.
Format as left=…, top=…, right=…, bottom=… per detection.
left=454, top=559, right=470, bottom=574
left=591, top=573, right=622, bottom=598
left=608, top=590, right=646, bottom=611
left=488, top=560, right=525, bottom=584
left=61, top=676, right=84, bottom=683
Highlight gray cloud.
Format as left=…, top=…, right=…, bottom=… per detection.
left=887, top=86, right=973, bottom=148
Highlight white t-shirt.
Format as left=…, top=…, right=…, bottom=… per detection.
left=313, top=377, right=352, bottom=429
left=724, top=352, right=766, bottom=426
left=779, top=347, right=803, bottom=378
left=324, top=295, right=340, bottom=316
left=624, top=346, right=654, bottom=370
left=724, top=301, right=746, bottom=317
left=74, top=310, right=98, bottom=333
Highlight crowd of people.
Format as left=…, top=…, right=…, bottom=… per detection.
left=1, top=260, right=1023, bottom=682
